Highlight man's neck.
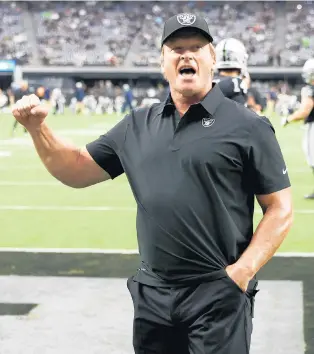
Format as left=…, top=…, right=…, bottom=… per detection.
left=219, top=71, right=239, bottom=78
left=171, top=84, right=212, bottom=117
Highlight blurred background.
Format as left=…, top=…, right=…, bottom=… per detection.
left=0, top=1, right=313, bottom=354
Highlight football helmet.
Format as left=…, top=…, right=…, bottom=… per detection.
left=302, top=58, right=314, bottom=84
left=215, top=38, right=248, bottom=73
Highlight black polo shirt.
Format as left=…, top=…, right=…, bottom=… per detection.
left=86, top=84, right=290, bottom=287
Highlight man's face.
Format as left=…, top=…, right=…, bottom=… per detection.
left=162, top=32, right=214, bottom=97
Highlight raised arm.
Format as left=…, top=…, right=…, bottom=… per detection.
left=12, top=94, right=110, bottom=188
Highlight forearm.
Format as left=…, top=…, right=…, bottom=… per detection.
left=28, top=122, right=84, bottom=187
left=288, top=110, right=307, bottom=122
left=235, top=205, right=293, bottom=278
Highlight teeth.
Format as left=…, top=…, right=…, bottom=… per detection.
left=181, top=72, right=194, bottom=76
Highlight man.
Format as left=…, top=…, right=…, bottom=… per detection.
left=75, top=82, right=85, bottom=114
left=102, top=80, right=116, bottom=114
left=121, top=84, right=134, bottom=114
left=12, top=13, right=293, bottom=354
left=50, top=87, right=65, bottom=115
left=247, top=86, right=267, bottom=115
left=267, top=86, right=278, bottom=112
left=282, top=58, right=314, bottom=199
left=213, top=38, right=250, bottom=105
left=0, top=89, right=8, bottom=112
left=12, top=80, right=30, bottom=136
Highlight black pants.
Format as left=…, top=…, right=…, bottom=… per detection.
left=127, top=270, right=258, bottom=354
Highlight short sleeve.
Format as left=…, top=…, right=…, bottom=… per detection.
left=86, top=114, right=129, bottom=179
left=216, top=78, right=234, bottom=98
left=248, top=116, right=291, bottom=195
left=301, top=85, right=314, bottom=99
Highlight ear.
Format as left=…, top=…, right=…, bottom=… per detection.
left=209, top=43, right=216, bottom=65
left=160, top=57, right=165, bottom=74
left=160, top=48, right=168, bottom=81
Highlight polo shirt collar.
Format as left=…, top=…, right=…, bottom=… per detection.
left=157, top=83, right=225, bottom=116
left=157, top=94, right=175, bottom=115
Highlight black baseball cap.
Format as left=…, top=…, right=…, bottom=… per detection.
left=161, top=13, right=213, bottom=47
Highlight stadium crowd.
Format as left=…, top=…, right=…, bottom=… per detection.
left=0, top=1, right=313, bottom=67
left=0, top=2, right=31, bottom=65
left=280, top=2, right=314, bottom=67
left=134, top=1, right=276, bottom=67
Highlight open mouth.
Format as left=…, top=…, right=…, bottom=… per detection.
left=179, top=67, right=196, bottom=77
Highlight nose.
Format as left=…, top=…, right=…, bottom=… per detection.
left=180, top=53, right=193, bottom=61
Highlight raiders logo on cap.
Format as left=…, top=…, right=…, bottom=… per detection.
left=176, top=13, right=196, bottom=26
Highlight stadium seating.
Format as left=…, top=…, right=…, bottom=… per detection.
left=0, top=2, right=31, bottom=65
left=133, top=2, right=276, bottom=67
left=1, top=1, right=313, bottom=67
left=30, top=1, right=142, bottom=66
left=280, top=2, right=314, bottom=67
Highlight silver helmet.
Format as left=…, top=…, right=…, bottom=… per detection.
left=302, top=58, right=314, bottom=84
left=215, top=38, right=248, bottom=73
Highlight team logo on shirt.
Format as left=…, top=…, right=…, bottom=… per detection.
left=177, top=13, right=196, bottom=26
left=202, top=117, right=215, bottom=127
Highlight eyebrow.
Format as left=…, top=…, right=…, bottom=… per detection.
left=167, top=41, right=208, bottom=50
left=169, top=36, right=209, bottom=46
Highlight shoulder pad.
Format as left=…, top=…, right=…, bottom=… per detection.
left=301, top=85, right=314, bottom=98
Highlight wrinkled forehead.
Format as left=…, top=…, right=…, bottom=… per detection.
left=163, top=28, right=210, bottom=47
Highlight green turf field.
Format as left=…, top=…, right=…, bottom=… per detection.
left=0, top=109, right=313, bottom=251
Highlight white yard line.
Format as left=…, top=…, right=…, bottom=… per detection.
left=0, top=151, right=11, bottom=157
left=56, top=129, right=107, bottom=136
left=255, top=209, right=314, bottom=214
left=0, top=247, right=312, bottom=258
left=292, top=168, right=314, bottom=173
left=0, top=167, right=311, bottom=175
left=0, top=205, right=312, bottom=213
left=0, top=205, right=136, bottom=211
left=0, top=181, right=63, bottom=186
left=0, top=181, right=130, bottom=188
left=0, top=248, right=139, bottom=254
left=0, top=139, right=33, bottom=147
left=0, top=166, right=44, bottom=170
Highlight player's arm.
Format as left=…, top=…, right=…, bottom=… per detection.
left=284, top=87, right=314, bottom=124
left=229, top=188, right=293, bottom=285
left=242, top=69, right=251, bottom=90
left=12, top=94, right=116, bottom=188
left=226, top=116, right=293, bottom=291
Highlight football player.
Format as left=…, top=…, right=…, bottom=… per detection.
left=213, top=38, right=250, bottom=106
left=12, top=81, right=29, bottom=136
left=75, top=82, right=85, bottom=114
left=50, top=87, right=65, bottom=115
left=247, top=86, right=267, bottom=115
left=282, top=58, right=314, bottom=199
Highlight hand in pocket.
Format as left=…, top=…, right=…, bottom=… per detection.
left=225, top=264, right=251, bottom=293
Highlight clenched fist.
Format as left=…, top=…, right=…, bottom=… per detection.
left=11, top=94, right=49, bottom=130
